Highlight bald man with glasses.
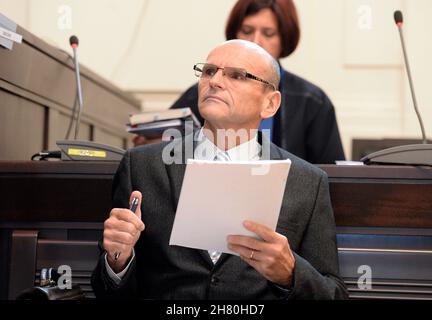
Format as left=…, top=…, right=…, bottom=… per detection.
left=91, top=40, right=348, bottom=300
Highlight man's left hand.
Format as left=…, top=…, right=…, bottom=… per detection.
left=227, top=220, right=295, bottom=287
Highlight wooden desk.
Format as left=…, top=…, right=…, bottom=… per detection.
left=1, top=161, right=431, bottom=299
left=322, top=165, right=432, bottom=228
left=321, top=165, right=432, bottom=299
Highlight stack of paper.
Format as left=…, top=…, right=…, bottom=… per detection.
left=169, top=159, right=292, bottom=255
left=127, top=107, right=201, bottom=138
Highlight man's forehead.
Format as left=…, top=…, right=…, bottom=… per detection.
left=206, top=44, right=267, bottom=69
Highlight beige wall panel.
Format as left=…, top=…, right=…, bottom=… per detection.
left=47, top=109, right=91, bottom=150
left=92, top=127, right=125, bottom=150
left=0, top=90, right=45, bottom=160
left=402, top=0, right=432, bottom=138
left=343, top=0, right=404, bottom=66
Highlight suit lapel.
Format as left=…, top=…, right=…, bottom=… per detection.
left=165, top=162, right=186, bottom=210
left=164, top=133, right=215, bottom=267
left=164, top=133, right=193, bottom=207
left=270, top=143, right=286, bottom=160
left=259, top=131, right=287, bottom=160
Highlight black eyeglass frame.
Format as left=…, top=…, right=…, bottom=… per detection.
left=193, top=63, right=276, bottom=91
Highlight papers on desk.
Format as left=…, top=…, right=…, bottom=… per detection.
left=335, top=161, right=364, bottom=166
left=126, top=107, right=201, bottom=138
left=169, top=159, right=291, bottom=255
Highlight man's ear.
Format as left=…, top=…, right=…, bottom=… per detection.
left=260, top=90, right=281, bottom=119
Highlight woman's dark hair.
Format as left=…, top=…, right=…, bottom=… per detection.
left=225, top=0, right=300, bottom=58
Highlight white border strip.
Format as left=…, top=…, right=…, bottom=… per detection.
left=338, top=247, right=432, bottom=254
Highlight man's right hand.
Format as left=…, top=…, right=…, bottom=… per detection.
left=103, top=191, right=145, bottom=273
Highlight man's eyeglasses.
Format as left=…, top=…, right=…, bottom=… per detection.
left=193, top=63, right=276, bottom=91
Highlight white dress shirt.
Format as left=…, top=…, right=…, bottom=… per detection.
left=194, top=128, right=261, bottom=263
left=193, top=128, right=261, bottom=162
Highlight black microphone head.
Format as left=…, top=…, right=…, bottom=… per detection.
left=69, top=35, right=79, bottom=47
left=394, top=10, right=403, bottom=25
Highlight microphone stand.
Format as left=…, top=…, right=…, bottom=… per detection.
left=396, top=18, right=427, bottom=144
left=361, top=11, right=431, bottom=166
left=55, top=35, right=125, bottom=161
left=71, top=44, right=83, bottom=140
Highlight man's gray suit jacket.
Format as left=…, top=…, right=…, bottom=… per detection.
left=91, top=133, right=348, bottom=300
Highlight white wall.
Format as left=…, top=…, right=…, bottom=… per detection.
left=1, top=0, right=431, bottom=158
left=0, top=0, right=236, bottom=89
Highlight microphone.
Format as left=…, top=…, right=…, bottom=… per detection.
left=32, top=35, right=125, bottom=161
left=54, top=35, right=125, bottom=161
left=69, top=35, right=84, bottom=140
left=393, top=11, right=427, bottom=144
left=394, top=10, right=403, bottom=26
left=360, top=11, right=431, bottom=166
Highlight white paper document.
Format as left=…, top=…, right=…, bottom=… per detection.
left=169, top=159, right=291, bottom=255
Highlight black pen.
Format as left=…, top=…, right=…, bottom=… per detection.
left=114, top=197, right=139, bottom=261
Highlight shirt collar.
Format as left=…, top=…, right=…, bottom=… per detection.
left=194, top=128, right=261, bottom=161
